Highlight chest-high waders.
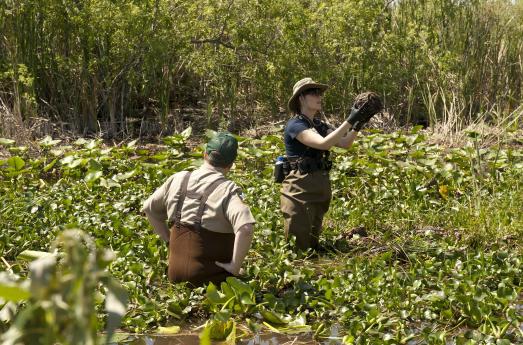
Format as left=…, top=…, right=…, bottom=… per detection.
left=280, top=115, right=333, bottom=251
left=168, top=171, right=234, bottom=286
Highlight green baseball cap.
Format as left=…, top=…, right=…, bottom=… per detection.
left=206, top=132, right=238, bottom=166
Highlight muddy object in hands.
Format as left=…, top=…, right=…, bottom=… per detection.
left=352, top=92, right=383, bottom=129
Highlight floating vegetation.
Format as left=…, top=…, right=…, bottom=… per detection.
left=1, top=127, right=522, bottom=343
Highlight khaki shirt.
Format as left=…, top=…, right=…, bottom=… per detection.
left=142, top=164, right=255, bottom=234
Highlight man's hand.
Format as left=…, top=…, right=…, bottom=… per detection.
left=216, top=223, right=254, bottom=276
left=215, top=261, right=242, bottom=275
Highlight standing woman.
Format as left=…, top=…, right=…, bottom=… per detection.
left=281, top=77, right=373, bottom=251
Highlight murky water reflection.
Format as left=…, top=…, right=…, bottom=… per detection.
left=118, top=333, right=319, bottom=345
left=112, top=323, right=344, bottom=345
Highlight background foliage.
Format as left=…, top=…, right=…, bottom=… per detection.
left=1, top=0, right=522, bottom=138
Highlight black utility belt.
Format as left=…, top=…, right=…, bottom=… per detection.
left=288, top=157, right=332, bottom=173
left=274, top=156, right=332, bottom=183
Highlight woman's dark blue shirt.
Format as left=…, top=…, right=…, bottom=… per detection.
left=284, top=115, right=328, bottom=158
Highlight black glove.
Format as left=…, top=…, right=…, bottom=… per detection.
left=346, top=103, right=369, bottom=130
left=348, top=92, right=383, bottom=131
left=352, top=117, right=368, bottom=131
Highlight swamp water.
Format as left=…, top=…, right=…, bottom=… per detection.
left=111, top=324, right=343, bottom=345
left=117, top=332, right=321, bottom=345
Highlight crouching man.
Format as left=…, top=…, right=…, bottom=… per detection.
left=142, top=132, right=256, bottom=286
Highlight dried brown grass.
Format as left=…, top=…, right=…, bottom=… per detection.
left=427, top=104, right=523, bottom=148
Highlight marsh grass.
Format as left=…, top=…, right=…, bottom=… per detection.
left=1, top=0, right=522, bottom=137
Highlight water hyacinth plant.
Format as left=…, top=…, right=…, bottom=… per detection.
left=0, top=127, right=522, bottom=343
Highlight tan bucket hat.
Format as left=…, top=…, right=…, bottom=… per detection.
left=287, top=77, right=328, bottom=113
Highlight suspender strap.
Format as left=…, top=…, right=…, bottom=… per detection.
left=174, top=171, right=192, bottom=228
left=194, top=177, right=227, bottom=232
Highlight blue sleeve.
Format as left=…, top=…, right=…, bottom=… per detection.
left=286, top=119, right=310, bottom=139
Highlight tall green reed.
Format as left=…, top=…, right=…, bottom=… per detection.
left=0, top=0, right=521, bottom=137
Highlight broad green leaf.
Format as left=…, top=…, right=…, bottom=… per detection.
left=240, top=292, right=255, bottom=305
left=222, top=320, right=236, bottom=345
left=60, top=155, right=75, bottom=165
left=85, top=140, right=98, bottom=149
left=157, top=325, right=181, bottom=334
left=85, top=170, right=103, bottom=183
left=69, top=158, right=86, bottom=168
left=0, top=283, right=30, bottom=301
left=220, top=281, right=235, bottom=300
left=104, top=278, right=128, bottom=343
left=39, top=136, right=61, bottom=147
left=200, top=324, right=212, bottom=345
left=127, top=139, right=138, bottom=148
left=205, top=129, right=217, bottom=139
left=17, top=250, right=56, bottom=262
left=8, top=146, right=27, bottom=154
left=100, top=177, right=121, bottom=188
left=226, top=277, right=252, bottom=296
left=260, top=308, right=289, bottom=325
left=406, top=134, right=419, bottom=145
left=0, top=138, right=15, bottom=146
left=7, top=156, right=25, bottom=170
left=216, top=310, right=232, bottom=323
left=88, top=159, right=103, bottom=171
left=200, top=319, right=235, bottom=344
left=181, top=126, right=192, bottom=139
left=112, top=170, right=136, bottom=181
left=74, top=138, right=88, bottom=145
left=206, top=283, right=227, bottom=304
left=423, top=291, right=446, bottom=302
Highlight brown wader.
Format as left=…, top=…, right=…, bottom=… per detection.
left=280, top=168, right=331, bottom=251
left=168, top=172, right=234, bottom=286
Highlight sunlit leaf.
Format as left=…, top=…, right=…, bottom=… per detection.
left=112, top=170, right=136, bottom=181
left=438, top=185, right=449, bottom=200
left=260, top=308, right=289, bottom=325
left=0, top=283, right=30, bottom=301
left=39, top=136, right=61, bottom=147
left=43, top=158, right=58, bottom=172
left=86, top=140, right=98, bottom=149
left=17, top=250, right=56, bottom=262
left=85, top=170, right=103, bottom=183
left=7, top=156, right=25, bottom=170
left=157, top=325, right=181, bottom=334
left=127, top=139, right=138, bottom=148
left=206, top=283, right=227, bottom=304
left=0, top=138, right=15, bottom=146
left=104, top=278, right=128, bottom=343
left=181, top=126, right=192, bottom=140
